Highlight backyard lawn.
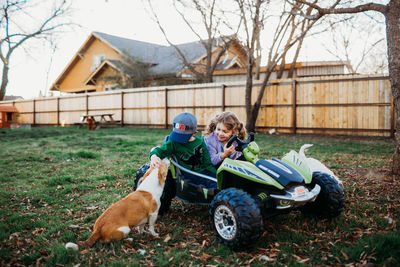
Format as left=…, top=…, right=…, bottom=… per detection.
left=0, top=126, right=398, bottom=266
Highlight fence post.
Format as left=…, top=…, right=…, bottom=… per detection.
left=33, top=99, right=36, bottom=126
left=57, top=97, right=60, bottom=126
left=121, top=91, right=124, bottom=127
left=86, top=94, right=89, bottom=115
left=222, top=84, right=226, bottom=111
left=165, top=88, right=168, bottom=129
left=292, top=79, right=297, bottom=134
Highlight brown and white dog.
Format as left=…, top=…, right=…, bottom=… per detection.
left=82, top=159, right=170, bottom=248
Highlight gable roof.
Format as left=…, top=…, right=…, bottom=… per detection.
left=85, top=59, right=121, bottom=85
left=93, top=31, right=210, bottom=75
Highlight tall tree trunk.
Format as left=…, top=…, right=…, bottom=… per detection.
left=246, top=64, right=275, bottom=132
left=385, top=0, right=400, bottom=174
left=276, top=57, right=286, bottom=79
left=1, top=62, right=9, bottom=101
left=245, top=56, right=255, bottom=132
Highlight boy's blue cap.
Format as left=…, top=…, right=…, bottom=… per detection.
left=169, top=112, right=197, bottom=144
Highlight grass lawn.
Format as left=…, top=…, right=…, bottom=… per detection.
left=0, top=126, right=398, bottom=266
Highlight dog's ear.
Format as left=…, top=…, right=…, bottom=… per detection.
left=158, top=162, right=168, bottom=186
left=142, top=166, right=154, bottom=182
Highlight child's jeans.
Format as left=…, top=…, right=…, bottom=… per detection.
left=184, top=171, right=217, bottom=189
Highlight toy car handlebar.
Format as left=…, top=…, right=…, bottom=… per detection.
left=226, top=132, right=255, bottom=152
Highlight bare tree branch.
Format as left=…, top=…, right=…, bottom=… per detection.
left=146, top=0, right=237, bottom=82
left=0, top=0, right=73, bottom=100
left=295, top=0, right=386, bottom=15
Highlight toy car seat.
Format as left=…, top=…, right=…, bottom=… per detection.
left=163, top=135, right=219, bottom=204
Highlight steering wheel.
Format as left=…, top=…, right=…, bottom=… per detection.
left=226, top=132, right=255, bottom=152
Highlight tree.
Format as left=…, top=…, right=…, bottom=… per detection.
left=321, top=13, right=386, bottom=74
left=146, top=0, right=238, bottom=83
left=292, top=0, right=400, bottom=174
left=99, top=52, right=153, bottom=89
left=234, top=0, right=329, bottom=132
left=100, top=51, right=186, bottom=89
left=0, top=0, right=72, bottom=100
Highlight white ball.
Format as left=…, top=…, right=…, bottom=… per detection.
left=65, top=242, right=79, bottom=251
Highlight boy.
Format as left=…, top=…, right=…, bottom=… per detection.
left=149, top=112, right=216, bottom=188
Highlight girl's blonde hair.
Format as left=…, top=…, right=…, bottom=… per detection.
left=204, top=111, right=247, bottom=140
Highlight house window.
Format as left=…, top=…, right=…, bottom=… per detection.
left=91, top=54, right=105, bottom=71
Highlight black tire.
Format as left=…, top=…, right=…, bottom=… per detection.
left=134, top=163, right=150, bottom=190
left=134, top=163, right=176, bottom=215
left=209, top=188, right=263, bottom=250
left=302, top=172, right=344, bottom=218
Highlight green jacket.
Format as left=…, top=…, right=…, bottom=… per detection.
left=149, top=136, right=216, bottom=174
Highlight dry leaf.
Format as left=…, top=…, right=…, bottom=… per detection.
left=163, top=234, right=171, bottom=243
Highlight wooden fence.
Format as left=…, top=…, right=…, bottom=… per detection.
left=0, top=75, right=394, bottom=137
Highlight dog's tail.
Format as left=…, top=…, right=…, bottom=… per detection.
left=299, top=144, right=313, bottom=158
left=84, top=231, right=101, bottom=248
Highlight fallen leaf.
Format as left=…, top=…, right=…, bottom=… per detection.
left=200, top=253, right=212, bottom=261
left=341, top=250, right=349, bottom=260
left=163, top=234, right=171, bottom=243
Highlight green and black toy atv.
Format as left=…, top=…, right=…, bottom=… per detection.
left=134, top=133, right=344, bottom=250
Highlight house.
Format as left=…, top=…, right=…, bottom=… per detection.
left=4, top=95, right=24, bottom=101
left=50, top=31, right=247, bottom=94
left=0, top=106, right=18, bottom=128
left=212, top=61, right=353, bottom=83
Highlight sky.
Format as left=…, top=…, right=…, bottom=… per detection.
left=3, top=0, right=386, bottom=100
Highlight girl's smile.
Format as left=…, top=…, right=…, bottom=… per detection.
left=215, top=122, right=235, bottom=144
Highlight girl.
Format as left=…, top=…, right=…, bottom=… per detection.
left=203, top=111, right=247, bottom=168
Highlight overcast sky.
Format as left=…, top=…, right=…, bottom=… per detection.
left=4, top=0, right=385, bottom=100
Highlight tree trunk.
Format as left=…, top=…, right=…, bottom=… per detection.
left=385, top=0, right=400, bottom=174
left=245, top=57, right=255, bottom=132
left=394, top=119, right=400, bottom=174
left=246, top=65, right=274, bottom=133
left=1, top=62, right=9, bottom=101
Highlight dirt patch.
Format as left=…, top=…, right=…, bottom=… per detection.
left=359, top=167, right=398, bottom=183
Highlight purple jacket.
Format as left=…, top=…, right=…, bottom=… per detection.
left=203, top=132, right=243, bottom=166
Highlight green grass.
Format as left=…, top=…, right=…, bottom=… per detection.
left=0, top=126, right=398, bottom=266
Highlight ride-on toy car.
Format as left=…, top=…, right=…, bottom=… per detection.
left=134, top=133, right=344, bottom=250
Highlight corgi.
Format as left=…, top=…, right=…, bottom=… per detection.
left=83, top=159, right=170, bottom=248
left=299, top=144, right=343, bottom=186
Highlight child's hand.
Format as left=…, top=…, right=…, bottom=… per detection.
left=221, top=143, right=236, bottom=159
left=150, top=154, right=161, bottom=168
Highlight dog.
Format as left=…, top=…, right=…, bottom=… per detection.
left=299, top=144, right=343, bottom=186
left=87, top=117, right=96, bottom=130
left=83, top=159, right=170, bottom=248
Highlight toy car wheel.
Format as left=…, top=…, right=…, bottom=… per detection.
left=210, top=188, right=263, bottom=250
left=134, top=163, right=176, bottom=215
left=302, top=172, right=344, bottom=218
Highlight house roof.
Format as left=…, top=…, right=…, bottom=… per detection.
left=93, top=31, right=211, bottom=75
left=4, top=95, right=23, bottom=101
left=0, top=106, right=18, bottom=113
left=213, top=60, right=352, bottom=76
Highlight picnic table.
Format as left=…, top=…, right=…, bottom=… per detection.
left=75, top=113, right=121, bottom=129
